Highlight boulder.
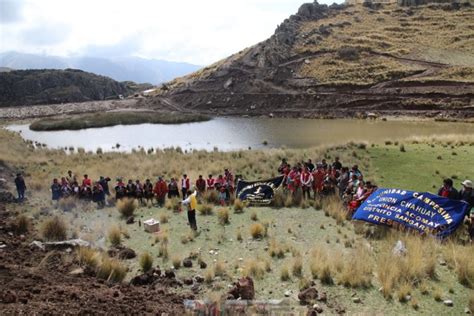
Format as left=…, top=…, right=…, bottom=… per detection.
left=298, top=287, right=319, bottom=304
left=183, top=258, right=193, bottom=268
left=227, top=277, right=255, bottom=300
left=118, top=247, right=136, bottom=260
left=183, top=278, right=194, bottom=285
left=126, top=216, right=135, bottom=224
left=0, top=191, right=16, bottom=203
left=164, top=269, right=175, bottom=279
left=199, top=260, right=207, bottom=269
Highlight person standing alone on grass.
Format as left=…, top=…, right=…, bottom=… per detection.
left=51, top=178, right=62, bottom=203
left=181, top=189, right=198, bottom=231
left=14, top=173, right=26, bottom=202
left=181, top=174, right=190, bottom=199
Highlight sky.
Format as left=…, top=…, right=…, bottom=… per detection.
left=0, top=0, right=342, bottom=65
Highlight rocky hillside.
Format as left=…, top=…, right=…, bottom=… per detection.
left=144, top=1, right=474, bottom=119
left=0, top=69, right=150, bottom=107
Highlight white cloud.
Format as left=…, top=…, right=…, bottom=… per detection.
left=0, top=0, right=343, bottom=65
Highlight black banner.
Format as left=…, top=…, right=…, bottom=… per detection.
left=236, top=176, right=285, bottom=205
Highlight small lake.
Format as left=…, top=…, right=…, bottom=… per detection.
left=6, top=117, right=474, bottom=152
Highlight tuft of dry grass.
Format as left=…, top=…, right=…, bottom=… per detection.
left=233, top=199, right=245, bottom=213
left=117, top=198, right=138, bottom=218
left=165, top=197, right=181, bottom=212
left=446, top=243, right=474, bottom=288
left=236, top=228, right=243, bottom=241
left=96, top=256, right=127, bottom=282
left=139, top=252, right=154, bottom=273
left=204, top=268, right=214, bottom=283
left=250, top=211, right=258, bottom=221
left=271, top=190, right=285, bottom=208
left=217, top=208, right=230, bottom=225
left=77, top=247, right=100, bottom=269
left=203, top=190, right=219, bottom=205
left=322, top=196, right=347, bottom=225
left=280, top=265, right=290, bottom=281
left=243, top=259, right=266, bottom=279
left=12, top=214, right=31, bottom=234
left=268, top=238, right=286, bottom=259
left=339, top=243, right=372, bottom=288
left=397, top=281, right=412, bottom=303
left=41, top=216, right=67, bottom=241
left=250, top=223, right=265, bottom=239
left=58, top=196, right=77, bottom=212
left=433, top=286, right=443, bottom=302
left=108, top=225, right=122, bottom=247
left=292, top=256, right=303, bottom=278
left=309, top=245, right=341, bottom=285
left=159, top=213, right=169, bottom=224
left=198, top=203, right=213, bottom=215
left=214, top=260, right=226, bottom=277
left=172, top=256, right=182, bottom=269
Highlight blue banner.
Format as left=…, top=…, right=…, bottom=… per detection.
left=236, top=176, right=285, bottom=205
left=353, top=188, right=468, bottom=237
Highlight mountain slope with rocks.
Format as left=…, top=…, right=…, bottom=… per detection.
left=0, top=69, right=151, bottom=107
left=143, top=1, right=474, bottom=119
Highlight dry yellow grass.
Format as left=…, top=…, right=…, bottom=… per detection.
left=96, top=255, right=127, bottom=282
left=116, top=198, right=138, bottom=218
left=139, top=252, right=154, bottom=273
left=243, top=258, right=266, bottom=279
left=41, top=216, right=67, bottom=241
left=198, top=203, right=214, bottom=215
left=214, top=260, right=226, bottom=277
left=250, top=223, right=265, bottom=239
left=339, top=243, right=373, bottom=288
left=292, top=256, right=303, bottom=278
left=107, top=225, right=121, bottom=247
left=217, top=208, right=230, bottom=225
left=280, top=265, right=290, bottom=281
left=77, top=247, right=100, bottom=269
left=12, top=214, right=31, bottom=234
left=171, top=256, right=182, bottom=269
left=233, top=199, right=245, bottom=213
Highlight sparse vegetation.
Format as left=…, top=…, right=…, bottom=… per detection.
left=217, top=208, right=230, bottom=225
left=250, top=223, right=265, bottom=239
left=198, top=203, right=214, bottom=215
left=233, top=199, right=245, bottom=213
left=117, top=198, right=138, bottom=218
left=139, top=252, right=154, bottom=273
left=108, top=225, right=122, bottom=247
left=96, top=256, right=127, bottom=282
left=12, top=214, right=31, bottom=234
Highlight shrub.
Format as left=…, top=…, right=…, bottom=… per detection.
left=397, top=281, right=412, bottom=303
left=271, top=190, right=285, bottom=208
left=280, top=265, right=290, bottom=281
left=244, top=259, right=266, bottom=279
left=268, top=239, right=285, bottom=258
left=292, top=256, right=303, bottom=277
left=339, top=243, right=372, bottom=288
left=198, top=203, right=213, bottom=215
left=214, top=260, right=226, bottom=277
left=96, top=256, right=127, bottom=282
left=108, top=225, right=122, bottom=247
left=13, top=214, right=31, bottom=234
left=337, top=46, right=360, bottom=61
left=236, top=228, right=243, bottom=241
left=159, top=213, right=169, bottom=224
left=203, top=190, right=219, bottom=205
left=158, top=242, right=168, bottom=259
left=204, top=269, right=214, bottom=283
left=250, top=223, right=265, bottom=239
left=217, top=208, right=230, bottom=225
left=117, top=198, right=138, bottom=218
left=399, top=144, right=406, bottom=152
left=250, top=211, right=258, bottom=221
left=77, top=247, right=100, bottom=269
left=165, top=197, right=181, bottom=212
left=433, top=286, right=443, bottom=301
left=41, top=216, right=67, bottom=241
left=172, top=256, right=182, bottom=269
left=233, top=199, right=245, bottom=213
left=139, top=252, right=154, bottom=273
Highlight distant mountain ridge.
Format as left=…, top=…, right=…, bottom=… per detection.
left=0, top=52, right=202, bottom=84
left=0, top=68, right=149, bottom=107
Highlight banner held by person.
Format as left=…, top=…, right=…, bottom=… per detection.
left=353, top=188, right=468, bottom=237
left=236, top=176, right=285, bottom=205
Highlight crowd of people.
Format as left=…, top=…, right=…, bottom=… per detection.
left=44, top=169, right=238, bottom=208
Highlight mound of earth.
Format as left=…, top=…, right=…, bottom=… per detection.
left=0, top=204, right=189, bottom=314
left=143, top=1, right=474, bottom=119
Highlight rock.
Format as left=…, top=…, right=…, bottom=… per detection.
left=69, top=268, right=84, bottom=275
left=304, top=59, right=311, bottom=64
left=126, top=216, right=135, bottom=224
left=183, top=258, right=193, bottom=268
left=444, top=300, right=453, bottom=307
left=194, top=275, right=204, bottom=283
left=130, top=270, right=158, bottom=286
left=191, top=284, right=200, bottom=294
left=183, top=278, right=193, bottom=285
left=353, top=297, right=361, bottom=303
left=392, top=240, right=407, bottom=256
left=317, top=292, right=327, bottom=302
left=1, top=290, right=17, bottom=303
left=118, top=247, right=136, bottom=259
left=199, top=260, right=207, bottom=269
left=438, top=259, right=447, bottom=266
left=284, top=290, right=292, bottom=297
left=298, top=287, right=319, bottom=304
left=227, top=277, right=255, bottom=300
left=306, top=308, right=318, bottom=316
left=223, top=78, right=234, bottom=89
left=164, top=269, right=175, bottom=279
left=464, top=307, right=471, bottom=314
left=313, top=304, right=323, bottom=313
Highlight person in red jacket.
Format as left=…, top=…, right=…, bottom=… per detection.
left=206, top=174, right=215, bottom=190
left=300, top=167, right=314, bottom=200
left=82, top=174, right=92, bottom=187
left=287, top=166, right=301, bottom=194
left=181, top=174, right=190, bottom=199
left=312, top=165, right=326, bottom=198
left=154, top=177, right=168, bottom=207
left=196, top=175, right=206, bottom=196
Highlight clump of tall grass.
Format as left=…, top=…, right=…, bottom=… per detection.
left=322, top=196, right=347, bottom=225
left=233, top=199, right=245, bottom=213
left=268, top=238, right=286, bottom=258
left=214, top=260, right=226, bottom=277
left=139, top=252, right=154, bottom=273
left=172, top=256, right=182, bottom=269
left=250, top=211, right=258, bottom=221
left=203, top=190, right=219, bottom=205
left=339, top=243, right=372, bottom=288
left=117, top=198, right=138, bottom=218
left=444, top=243, right=474, bottom=288
left=58, top=196, right=77, bottom=212
left=77, top=247, right=100, bottom=269
left=165, top=197, right=181, bottom=212
left=41, top=216, right=67, bottom=241
left=280, top=265, right=290, bottom=281
left=12, top=214, right=31, bottom=234
left=198, top=203, right=213, bottom=215
left=204, top=268, right=214, bottom=283
left=243, top=259, right=266, bottom=279
left=292, top=256, right=303, bottom=278
left=159, top=213, right=169, bottom=224
left=96, top=255, right=127, bottom=282
left=271, top=190, right=285, bottom=208
left=108, top=225, right=121, bottom=247
left=250, top=223, right=265, bottom=239
left=309, top=246, right=340, bottom=285
left=217, top=208, right=230, bottom=225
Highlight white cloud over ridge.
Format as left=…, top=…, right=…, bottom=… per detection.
left=0, top=0, right=343, bottom=65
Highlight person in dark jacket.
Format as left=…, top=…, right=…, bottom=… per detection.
left=332, top=157, right=342, bottom=171
left=51, top=178, right=62, bottom=202
left=459, top=180, right=474, bottom=219
left=99, top=176, right=111, bottom=196
left=14, top=173, right=26, bottom=202
left=438, top=178, right=459, bottom=200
